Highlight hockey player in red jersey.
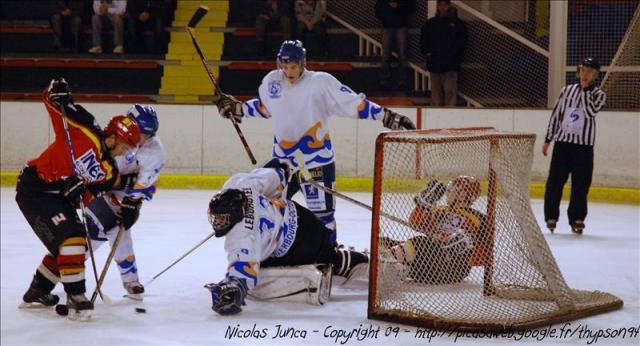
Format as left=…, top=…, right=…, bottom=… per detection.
left=16, top=78, right=141, bottom=318
left=383, top=176, right=487, bottom=284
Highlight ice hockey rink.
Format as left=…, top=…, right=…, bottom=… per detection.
left=1, top=187, right=638, bottom=345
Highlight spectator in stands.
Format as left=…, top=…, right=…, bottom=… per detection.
left=420, top=0, right=467, bottom=106
left=161, top=0, right=177, bottom=28
left=126, top=0, right=165, bottom=54
left=51, top=0, right=84, bottom=53
left=375, top=0, right=415, bottom=90
left=294, top=0, right=327, bottom=57
left=89, top=0, right=127, bottom=54
left=256, top=0, right=293, bottom=56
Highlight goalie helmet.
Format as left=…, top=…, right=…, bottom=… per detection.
left=127, top=104, right=159, bottom=136
left=208, top=189, right=247, bottom=237
left=277, top=40, right=306, bottom=67
left=446, top=176, right=481, bottom=207
left=104, top=115, right=141, bottom=148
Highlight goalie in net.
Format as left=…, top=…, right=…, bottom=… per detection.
left=382, top=176, right=486, bottom=284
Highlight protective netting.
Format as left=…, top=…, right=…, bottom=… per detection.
left=328, top=0, right=639, bottom=109
left=368, top=129, right=622, bottom=331
left=599, top=4, right=640, bottom=110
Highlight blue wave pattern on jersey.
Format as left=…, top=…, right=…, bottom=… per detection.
left=228, top=261, right=258, bottom=288
left=244, top=99, right=268, bottom=119
left=272, top=122, right=334, bottom=167
left=357, top=99, right=383, bottom=120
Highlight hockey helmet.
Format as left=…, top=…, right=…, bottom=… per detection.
left=208, top=189, right=247, bottom=237
left=127, top=104, right=159, bottom=136
left=446, top=176, right=481, bottom=207
left=277, top=40, right=306, bottom=67
left=104, top=115, right=141, bottom=148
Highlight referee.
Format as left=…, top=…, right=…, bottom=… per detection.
left=542, top=57, right=606, bottom=234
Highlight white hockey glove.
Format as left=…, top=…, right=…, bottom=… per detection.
left=414, top=180, right=447, bottom=210
left=382, top=108, right=416, bottom=130
left=205, top=276, right=248, bottom=315
left=213, top=93, right=244, bottom=123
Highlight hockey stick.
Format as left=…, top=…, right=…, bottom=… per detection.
left=90, top=224, right=126, bottom=304
left=186, top=5, right=257, bottom=165
left=59, top=103, right=110, bottom=304
left=293, top=152, right=416, bottom=230
left=143, top=231, right=216, bottom=288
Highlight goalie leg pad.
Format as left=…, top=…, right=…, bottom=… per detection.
left=248, top=264, right=332, bottom=305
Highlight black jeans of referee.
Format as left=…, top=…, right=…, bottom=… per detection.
left=544, top=142, right=594, bottom=226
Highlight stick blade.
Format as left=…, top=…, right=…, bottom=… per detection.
left=188, top=5, right=209, bottom=28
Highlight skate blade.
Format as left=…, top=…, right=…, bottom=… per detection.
left=18, top=302, right=54, bottom=309
left=67, top=310, right=92, bottom=322
left=123, top=293, right=143, bottom=301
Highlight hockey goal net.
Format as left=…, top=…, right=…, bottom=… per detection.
left=368, top=128, right=623, bottom=331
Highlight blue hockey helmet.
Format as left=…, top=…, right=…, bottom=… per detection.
left=127, top=104, right=159, bottom=136
left=277, top=40, right=306, bottom=67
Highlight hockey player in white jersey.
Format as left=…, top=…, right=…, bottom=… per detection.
left=204, top=160, right=368, bottom=315
left=84, top=104, right=166, bottom=297
left=214, top=40, right=415, bottom=244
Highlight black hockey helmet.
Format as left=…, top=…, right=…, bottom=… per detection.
left=580, top=57, right=601, bottom=71
left=208, top=189, right=247, bottom=237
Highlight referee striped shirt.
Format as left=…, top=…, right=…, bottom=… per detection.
left=544, top=83, right=606, bottom=146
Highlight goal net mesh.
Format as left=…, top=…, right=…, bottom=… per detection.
left=368, top=128, right=622, bottom=331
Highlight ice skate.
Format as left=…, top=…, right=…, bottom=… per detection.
left=123, top=281, right=145, bottom=301
left=18, top=286, right=59, bottom=309
left=571, top=220, right=585, bottom=234
left=66, top=294, right=93, bottom=321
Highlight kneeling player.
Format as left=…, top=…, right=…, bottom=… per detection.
left=84, top=104, right=165, bottom=298
left=383, top=176, right=487, bottom=284
left=204, top=161, right=368, bottom=315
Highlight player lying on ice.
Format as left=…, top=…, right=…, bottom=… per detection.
left=381, top=176, right=487, bottom=284
left=205, top=159, right=369, bottom=315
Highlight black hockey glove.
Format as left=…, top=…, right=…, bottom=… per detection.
left=205, top=276, right=248, bottom=315
left=119, top=197, right=142, bottom=230
left=117, top=173, right=138, bottom=192
left=213, top=93, right=243, bottom=123
left=62, top=175, right=86, bottom=203
left=382, top=108, right=416, bottom=130
left=47, top=77, right=73, bottom=108
left=414, top=180, right=447, bottom=210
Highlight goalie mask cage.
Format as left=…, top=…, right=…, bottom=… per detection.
left=368, top=128, right=623, bottom=332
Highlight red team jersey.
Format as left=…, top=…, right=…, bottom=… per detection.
left=28, top=91, right=115, bottom=187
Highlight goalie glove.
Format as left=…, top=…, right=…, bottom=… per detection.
left=414, top=180, right=446, bottom=210
left=382, top=108, right=416, bottom=130
left=205, top=276, right=248, bottom=315
left=213, top=93, right=243, bottom=123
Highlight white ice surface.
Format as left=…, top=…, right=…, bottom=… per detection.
left=1, top=188, right=638, bottom=345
